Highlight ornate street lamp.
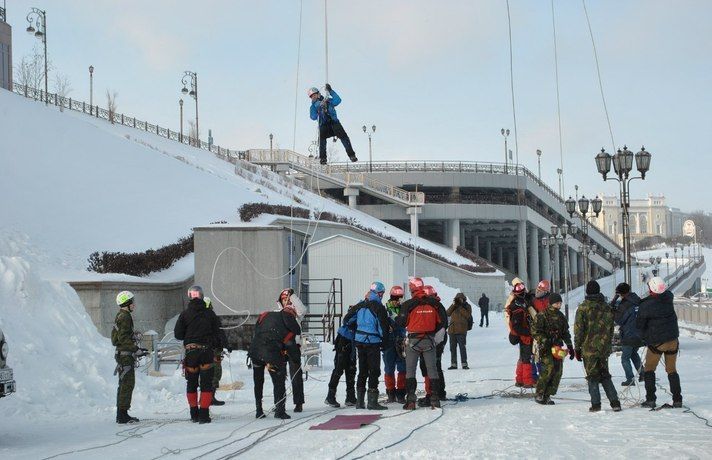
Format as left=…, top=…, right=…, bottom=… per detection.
left=26, top=7, right=48, bottom=105
left=363, top=124, right=376, bottom=173
left=180, top=71, right=199, bottom=147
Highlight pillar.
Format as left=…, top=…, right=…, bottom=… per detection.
left=496, top=246, right=504, bottom=267
left=473, top=234, right=480, bottom=256
left=553, top=244, right=561, bottom=292
left=541, top=244, right=551, bottom=284
left=577, top=253, right=585, bottom=285
left=569, top=248, right=578, bottom=289
left=485, top=240, right=493, bottom=261
left=448, top=218, right=461, bottom=251
left=517, top=220, right=529, bottom=286
left=406, top=206, right=422, bottom=238
left=343, top=187, right=359, bottom=208
left=460, top=225, right=466, bottom=251
left=529, top=226, right=540, bottom=287
left=506, top=250, right=515, bottom=272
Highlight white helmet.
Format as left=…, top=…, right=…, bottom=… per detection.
left=647, top=276, right=666, bottom=295
left=307, top=87, right=319, bottom=97
left=116, top=290, right=135, bottom=307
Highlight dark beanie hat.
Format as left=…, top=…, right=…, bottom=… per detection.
left=586, top=280, right=600, bottom=295
left=615, top=283, right=631, bottom=295
left=549, top=293, right=563, bottom=305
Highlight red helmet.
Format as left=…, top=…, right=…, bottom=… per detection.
left=423, top=285, right=437, bottom=297
left=408, top=277, right=424, bottom=293
left=278, top=288, right=293, bottom=303
left=390, top=286, right=404, bottom=299
left=536, top=280, right=551, bottom=292
left=513, top=283, right=526, bottom=295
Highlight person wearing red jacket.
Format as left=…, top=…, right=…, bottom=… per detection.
left=531, top=280, right=551, bottom=314
left=507, top=283, right=536, bottom=388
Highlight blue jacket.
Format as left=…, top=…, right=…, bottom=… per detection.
left=614, top=292, right=643, bottom=347
left=310, top=90, right=342, bottom=126
left=337, top=324, right=354, bottom=341
left=344, top=298, right=390, bottom=345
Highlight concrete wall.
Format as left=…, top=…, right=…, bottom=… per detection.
left=674, top=301, right=712, bottom=328
left=0, top=20, right=11, bottom=91
left=69, top=277, right=194, bottom=338
left=193, top=225, right=310, bottom=317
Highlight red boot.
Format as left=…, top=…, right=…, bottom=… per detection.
left=515, top=361, right=524, bottom=387
left=521, top=363, right=536, bottom=388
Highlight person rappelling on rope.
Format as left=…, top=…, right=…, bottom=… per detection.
left=308, top=84, right=358, bottom=165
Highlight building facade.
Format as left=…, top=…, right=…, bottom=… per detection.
left=0, top=3, right=12, bottom=91
left=591, top=194, right=683, bottom=244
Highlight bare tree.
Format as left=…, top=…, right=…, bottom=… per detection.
left=187, top=120, right=199, bottom=146
left=13, top=46, right=52, bottom=99
left=106, top=90, right=118, bottom=124
left=53, top=73, right=72, bottom=112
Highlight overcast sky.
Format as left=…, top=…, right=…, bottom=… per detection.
left=6, top=0, right=711, bottom=212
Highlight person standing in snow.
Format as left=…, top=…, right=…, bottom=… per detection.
left=573, top=280, right=622, bottom=413
left=276, top=288, right=307, bottom=413
left=325, top=323, right=358, bottom=408
left=249, top=292, right=303, bottom=420
left=417, top=285, right=449, bottom=406
left=308, top=84, right=358, bottom=165
left=112, top=291, right=147, bottom=424
left=637, top=277, right=683, bottom=409
left=383, top=286, right=407, bottom=404
left=478, top=292, right=490, bottom=327
left=532, top=293, right=574, bottom=405
left=397, top=279, right=447, bottom=410
left=507, top=283, right=536, bottom=388
left=610, top=283, right=643, bottom=386
left=174, top=286, right=222, bottom=424
left=343, top=281, right=391, bottom=410
left=204, top=297, right=229, bottom=407
left=447, top=292, right=471, bottom=370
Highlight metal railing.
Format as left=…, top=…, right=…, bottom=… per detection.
left=245, top=149, right=425, bottom=206
left=11, top=83, right=241, bottom=162
left=302, top=278, right=343, bottom=342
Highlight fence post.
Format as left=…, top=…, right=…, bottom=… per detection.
left=96, top=106, right=99, bottom=118
left=121, top=114, right=124, bottom=125
left=133, top=118, right=136, bottom=128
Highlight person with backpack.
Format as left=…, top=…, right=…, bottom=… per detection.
left=532, top=293, right=574, bottom=405
left=478, top=292, right=490, bottom=327
left=447, top=292, right=472, bottom=370
left=308, top=84, right=358, bottom=165
left=507, top=283, right=536, bottom=388
left=112, top=291, right=148, bottom=424
left=574, top=280, right=622, bottom=413
left=203, top=297, right=229, bottom=407
left=342, top=282, right=391, bottom=410
left=397, top=278, right=448, bottom=410
left=611, top=283, right=643, bottom=386
left=248, top=291, right=303, bottom=419
left=324, top=323, right=358, bottom=408
left=383, top=286, right=407, bottom=404
left=637, top=277, right=683, bottom=409
left=418, top=285, right=449, bottom=405
left=174, top=286, right=223, bottom=424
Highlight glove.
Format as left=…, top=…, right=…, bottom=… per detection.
left=574, top=349, right=582, bottom=362
left=134, top=348, right=149, bottom=358
left=568, top=348, right=575, bottom=360
left=325, top=83, right=332, bottom=92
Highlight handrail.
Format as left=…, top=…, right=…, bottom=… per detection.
left=244, top=149, right=425, bottom=206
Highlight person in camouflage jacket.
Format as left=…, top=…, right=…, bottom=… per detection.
left=532, top=293, right=574, bottom=404
left=112, top=291, right=148, bottom=424
left=574, top=281, right=621, bottom=412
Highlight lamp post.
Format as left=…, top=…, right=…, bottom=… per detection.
left=566, top=194, right=602, bottom=283
left=88, top=65, right=94, bottom=114
left=362, top=124, right=376, bottom=172
left=501, top=128, right=510, bottom=173
left=665, top=252, right=670, bottom=277
left=269, top=133, right=274, bottom=154
left=536, top=149, right=542, bottom=180
left=595, top=145, right=652, bottom=285
left=179, top=99, right=184, bottom=143
left=180, top=71, right=199, bottom=146
left=556, top=168, right=563, bottom=197
left=26, top=7, right=48, bottom=105
left=544, top=223, right=576, bottom=319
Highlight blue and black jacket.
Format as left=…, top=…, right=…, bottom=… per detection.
left=310, top=90, right=342, bottom=126
left=343, top=292, right=391, bottom=346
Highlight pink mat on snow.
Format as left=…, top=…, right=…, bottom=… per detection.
left=309, top=414, right=382, bottom=430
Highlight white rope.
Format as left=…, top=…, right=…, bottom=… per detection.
left=582, top=0, right=616, bottom=152
left=324, top=0, right=329, bottom=85
left=292, top=0, right=303, bottom=151
left=550, top=0, right=565, bottom=197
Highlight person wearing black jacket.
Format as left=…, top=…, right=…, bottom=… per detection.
left=637, top=277, right=683, bottom=408
left=478, top=293, right=490, bottom=327
left=611, top=283, right=643, bottom=386
left=174, top=286, right=222, bottom=424
left=249, top=296, right=302, bottom=419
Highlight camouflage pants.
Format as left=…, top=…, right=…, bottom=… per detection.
left=535, top=353, right=563, bottom=398
left=582, top=355, right=612, bottom=382
left=212, top=349, right=223, bottom=389
left=116, top=355, right=135, bottom=410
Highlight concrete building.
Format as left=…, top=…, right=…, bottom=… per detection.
left=0, top=2, right=12, bottom=91
left=591, top=194, right=683, bottom=244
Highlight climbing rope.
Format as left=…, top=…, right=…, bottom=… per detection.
left=550, top=0, right=565, bottom=197
left=292, top=0, right=303, bottom=151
